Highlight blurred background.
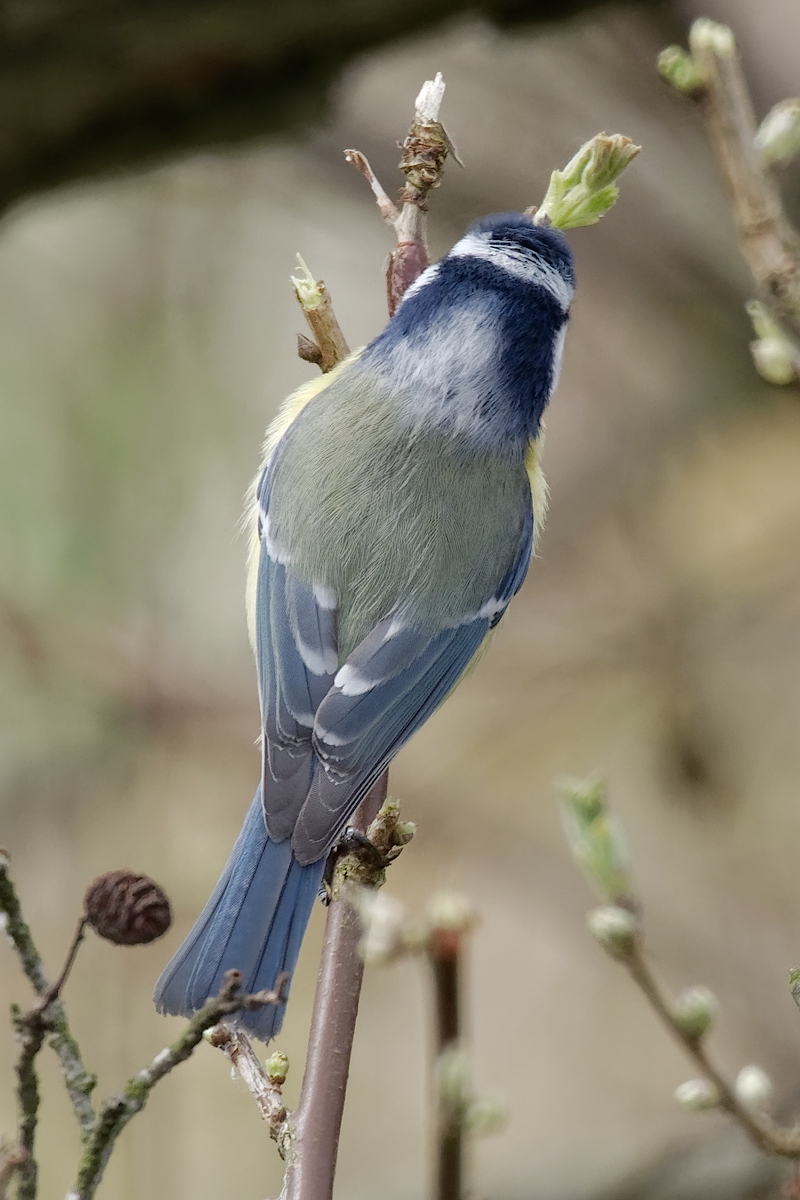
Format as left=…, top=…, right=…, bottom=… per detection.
left=2, top=0, right=800, bottom=1196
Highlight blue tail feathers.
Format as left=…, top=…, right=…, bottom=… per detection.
left=154, top=786, right=325, bottom=1042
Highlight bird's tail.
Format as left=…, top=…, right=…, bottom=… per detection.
left=154, top=787, right=324, bottom=1041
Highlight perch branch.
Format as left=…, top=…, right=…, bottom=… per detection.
left=68, top=969, right=288, bottom=1200
left=0, top=852, right=97, bottom=1136
left=281, top=772, right=391, bottom=1200
left=658, top=19, right=800, bottom=376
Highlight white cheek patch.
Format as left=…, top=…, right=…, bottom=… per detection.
left=397, top=262, right=441, bottom=305
left=449, top=233, right=574, bottom=311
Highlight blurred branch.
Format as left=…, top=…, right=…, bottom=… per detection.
left=69, top=969, right=288, bottom=1200
left=562, top=778, right=800, bottom=1161
left=0, top=0, right=657, bottom=217
left=0, top=852, right=97, bottom=1136
left=658, top=18, right=800, bottom=384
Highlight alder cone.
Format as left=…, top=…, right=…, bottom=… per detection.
left=84, top=870, right=172, bottom=945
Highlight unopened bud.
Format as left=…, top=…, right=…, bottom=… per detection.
left=466, top=1093, right=508, bottom=1136
left=427, top=892, right=476, bottom=934
left=265, top=1051, right=289, bottom=1084
left=84, top=871, right=171, bottom=946
left=751, top=338, right=798, bottom=385
left=689, top=19, right=736, bottom=58
left=350, top=887, right=410, bottom=966
left=586, top=905, right=637, bottom=959
left=675, top=1078, right=720, bottom=1111
left=755, top=99, right=800, bottom=169
left=735, top=1065, right=773, bottom=1112
left=673, top=985, right=719, bottom=1039
left=561, top=778, right=635, bottom=905
left=657, top=46, right=704, bottom=95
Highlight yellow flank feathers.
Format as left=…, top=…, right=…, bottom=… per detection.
left=245, top=351, right=364, bottom=648
left=525, top=423, right=548, bottom=550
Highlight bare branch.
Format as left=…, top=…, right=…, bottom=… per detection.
left=659, top=19, right=800, bottom=377
left=291, top=255, right=350, bottom=374
left=68, top=970, right=288, bottom=1200
left=0, top=852, right=97, bottom=1135
left=207, top=1027, right=290, bottom=1150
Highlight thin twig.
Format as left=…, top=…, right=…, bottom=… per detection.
left=282, top=772, right=390, bottom=1200
left=291, top=255, right=350, bottom=373
left=12, top=1006, right=46, bottom=1200
left=625, top=942, right=800, bottom=1157
left=67, top=969, right=288, bottom=1200
left=206, top=1026, right=289, bottom=1149
left=431, top=929, right=462, bottom=1200
left=0, top=853, right=97, bottom=1136
left=346, top=72, right=451, bottom=314
left=0, top=1139, right=27, bottom=1200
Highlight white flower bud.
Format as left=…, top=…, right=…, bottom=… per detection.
left=735, top=1065, right=773, bottom=1113
left=350, top=888, right=409, bottom=966
left=427, top=892, right=476, bottom=934
left=756, top=99, right=800, bottom=169
left=751, top=337, right=798, bottom=385
left=673, top=985, right=719, bottom=1039
left=689, top=18, right=736, bottom=57
left=675, top=1078, right=720, bottom=1111
left=586, top=905, right=637, bottom=959
left=466, top=1094, right=508, bottom=1137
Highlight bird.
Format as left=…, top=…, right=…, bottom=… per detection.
left=154, top=211, right=575, bottom=1040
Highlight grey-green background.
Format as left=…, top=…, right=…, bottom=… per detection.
left=2, top=1, right=800, bottom=1196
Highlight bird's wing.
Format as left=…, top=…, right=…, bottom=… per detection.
left=253, top=465, right=339, bottom=842
left=290, top=496, right=535, bottom=864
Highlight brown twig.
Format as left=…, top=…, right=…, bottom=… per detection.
left=659, top=19, right=800, bottom=372
left=346, top=72, right=453, bottom=314
left=0, top=1140, right=28, bottom=1200
left=282, top=772, right=389, bottom=1200
left=291, top=255, right=350, bottom=373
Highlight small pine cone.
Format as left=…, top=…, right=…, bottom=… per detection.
left=84, top=870, right=172, bottom=946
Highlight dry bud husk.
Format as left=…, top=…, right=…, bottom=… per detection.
left=84, top=870, right=172, bottom=945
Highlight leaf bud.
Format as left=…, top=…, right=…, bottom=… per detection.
left=734, top=1065, right=773, bottom=1113
left=675, top=1078, right=720, bottom=1111
left=265, top=1051, right=289, bottom=1085
left=657, top=47, right=704, bottom=95
left=586, top=905, right=637, bottom=959
left=672, top=985, right=719, bottom=1039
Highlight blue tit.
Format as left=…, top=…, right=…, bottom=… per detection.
left=154, top=212, right=575, bottom=1040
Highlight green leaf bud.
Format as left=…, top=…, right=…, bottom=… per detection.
left=734, top=1065, right=773, bottom=1113
left=560, top=777, right=635, bottom=905
left=586, top=905, right=638, bottom=959
left=535, top=134, right=640, bottom=230
left=657, top=47, right=705, bottom=95
left=265, top=1051, right=289, bottom=1084
left=675, top=1078, right=720, bottom=1111
left=466, top=1093, right=508, bottom=1137
left=672, top=985, right=719, bottom=1039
